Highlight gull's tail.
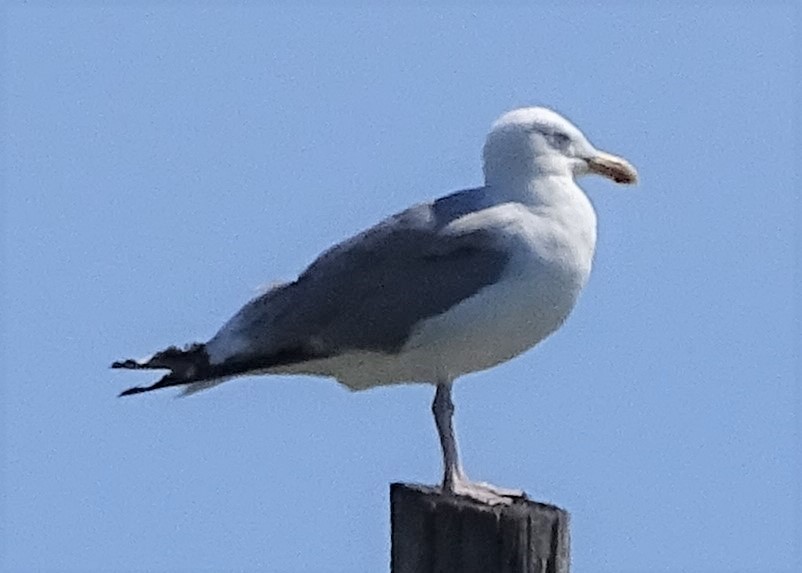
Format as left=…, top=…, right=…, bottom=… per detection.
left=112, top=343, right=219, bottom=397
left=112, top=342, right=321, bottom=397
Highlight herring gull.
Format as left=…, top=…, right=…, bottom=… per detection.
left=113, top=107, right=637, bottom=503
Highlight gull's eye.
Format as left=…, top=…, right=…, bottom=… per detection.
left=546, top=132, right=571, bottom=149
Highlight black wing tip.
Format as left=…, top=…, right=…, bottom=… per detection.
left=117, top=378, right=178, bottom=397
left=111, top=359, right=141, bottom=370
left=118, top=386, right=147, bottom=397
left=116, top=370, right=189, bottom=397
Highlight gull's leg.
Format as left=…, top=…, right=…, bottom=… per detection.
left=432, top=380, right=463, bottom=493
left=432, top=380, right=526, bottom=505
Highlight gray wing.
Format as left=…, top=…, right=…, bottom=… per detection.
left=214, top=189, right=510, bottom=361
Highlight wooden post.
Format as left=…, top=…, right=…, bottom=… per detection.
left=391, top=483, right=570, bottom=573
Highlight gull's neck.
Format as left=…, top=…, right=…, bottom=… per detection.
left=485, top=171, right=585, bottom=208
left=485, top=171, right=598, bottom=265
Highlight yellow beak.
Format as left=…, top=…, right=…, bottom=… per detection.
left=586, top=152, right=638, bottom=184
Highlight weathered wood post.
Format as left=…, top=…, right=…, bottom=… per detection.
left=391, top=483, right=570, bottom=573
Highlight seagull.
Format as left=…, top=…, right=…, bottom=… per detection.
left=113, top=107, right=637, bottom=503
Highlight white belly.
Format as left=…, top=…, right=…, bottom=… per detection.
left=402, top=272, right=577, bottom=378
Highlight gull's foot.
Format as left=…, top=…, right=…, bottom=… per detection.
left=472, top=480, right=526, bottom=500
left=444, top=475, right=527, bottom=506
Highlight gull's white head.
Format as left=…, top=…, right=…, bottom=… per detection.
left=483, top=107, right=638, bottom=186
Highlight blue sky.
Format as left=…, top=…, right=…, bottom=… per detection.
left=2, top=4, right=798, bottom=572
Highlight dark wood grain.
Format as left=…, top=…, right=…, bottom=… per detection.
left=391, top=483, right=570, bottom=573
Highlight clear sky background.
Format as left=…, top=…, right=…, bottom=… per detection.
left=2, top=3, right=799, bottom=572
